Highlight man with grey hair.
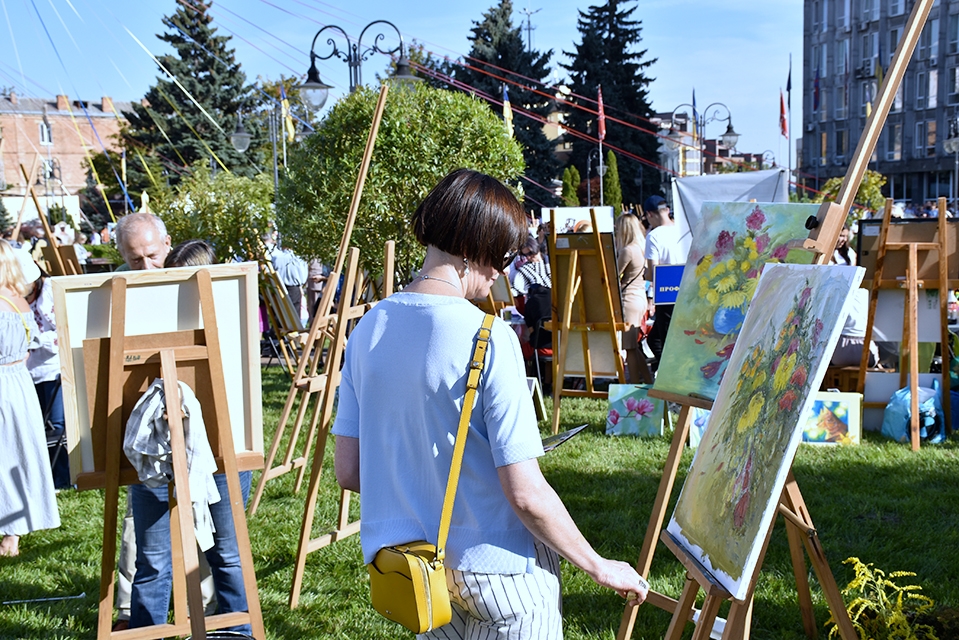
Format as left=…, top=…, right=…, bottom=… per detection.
left=115, top=213, right=171, bottom=271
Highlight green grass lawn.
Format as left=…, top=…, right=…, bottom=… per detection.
left=2, top=366, right=958, bottom=639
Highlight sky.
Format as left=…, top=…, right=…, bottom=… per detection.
left=0, top=0, right=803, bottom=173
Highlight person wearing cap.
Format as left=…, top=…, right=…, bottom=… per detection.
left=643, top=195, right=688, bottom=371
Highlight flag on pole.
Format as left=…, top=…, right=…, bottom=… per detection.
left=502, top=85, right=514, bottom=138
left=597, top=85, right=606, bottom=141
left=280, top=85, right=295, bottom=142
left=786, top=58, right=792, bottom=111
left=780, top=89, right=789, bottom=138
left=691, top=88, right=698, bottom=143
left=813, top=67, right=820, bottom=111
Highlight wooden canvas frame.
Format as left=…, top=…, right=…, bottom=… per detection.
left=857, top=217, right=959, bottom=287
left=51, top=263, right=264, bottom=487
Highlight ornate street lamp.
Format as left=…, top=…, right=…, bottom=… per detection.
left=668, top=101, right=740, bottom=175
left=297, top=19, right=419, bottom=115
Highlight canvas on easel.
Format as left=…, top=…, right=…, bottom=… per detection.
left=56, top=268, right=264, bottom=639
left=547, top=207, right=626, bottom=434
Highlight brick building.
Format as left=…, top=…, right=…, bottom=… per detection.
left=0, top=91, right=132, bottom=219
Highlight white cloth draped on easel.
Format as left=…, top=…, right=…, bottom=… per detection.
left=123, top=379, right=220, bottom=551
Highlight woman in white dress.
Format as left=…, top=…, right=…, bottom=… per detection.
left=0, top=242, right=60, bottom=556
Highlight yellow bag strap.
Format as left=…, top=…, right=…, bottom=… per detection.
left=435, top=312, right=495, bottom=566
left=0, top=294, right=30, bottom=342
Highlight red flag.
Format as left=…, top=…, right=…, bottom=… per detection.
left=598, top=86, right=606, bottom=141
left=779, top=89, right=788, bottom=139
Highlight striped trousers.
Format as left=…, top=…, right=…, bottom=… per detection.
left=419, top=540, right=563, bottom=640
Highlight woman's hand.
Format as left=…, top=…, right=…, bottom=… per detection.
left=588, top=558, right=649, bottom=602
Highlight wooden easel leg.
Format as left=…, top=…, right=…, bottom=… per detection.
left=691, top=595, right=724, bottom=640
left=293, top=392, right=326, bottom=494
left=663, top=576, right=699, bottom=640
left=784, top=509, right=817, bottom=639
left=248, top=386, right=302, bottom=516
left=722, top=599, right=753, bottom=640
left=289, top=426, right=328, bottom=609
left=907, top=245, right=921, bottom=451
left=96, top=483, right=120, bottom=640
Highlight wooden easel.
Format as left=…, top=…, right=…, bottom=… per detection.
left=547, top=207, right=627, bottom=434
left=19, top=162, right=79, bottom=276
left=247, top=85, right=390, bottom=512
left=259, top=258, right=310, bottom=377
left=86, top=271, right=263, bottom=639
left=617, top=2, right=934, bottom=637
left=476, top=275, right=515, bottom=316
left=289, top=246, right=389, bottom=607
left=857, top=197, right=953, bottom=450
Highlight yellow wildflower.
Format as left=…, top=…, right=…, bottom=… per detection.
left=737, top=394, right=764, bottom=433
left=717, top=274, right=739, bottom=293
left=741, top=260, right=751, bottom=272
left=748, top=250, right=759, bottom=261
left=743, top=236, right=756, bottom=250
left=710, top=263, right=727, bottom=278
left=722, top=291, right=747, bottom=308
left=726, top=258, right=737, bottom=270
left=706, top=290, right=720, bottom=305
left=773, top=352, right=798, bottom=392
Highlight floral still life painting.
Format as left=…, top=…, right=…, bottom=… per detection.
left=606, top=384, right=665, bottom=437
left=667, top=263, right=863, bottom=601
left=653, top=202, right=819, bottom=402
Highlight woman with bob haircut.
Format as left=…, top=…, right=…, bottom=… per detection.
left=333, top=169, right=647, bottom=638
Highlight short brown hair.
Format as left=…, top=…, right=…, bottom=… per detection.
left=411, top=169, right=527, bottom=268
left=165, top=239, right=216, bottom=268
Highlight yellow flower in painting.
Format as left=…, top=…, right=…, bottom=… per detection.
left=748, top=250, right=759, bottom=261
left=717, top=274, right=738, bottom=293
left=774, top=352, right=798, bottom=392
left=706, top=290, right=720, bottom=305
left=742, top=278, right=758, bottom=299
left=741, top=260, right=751, bottom=272
left=751, top=370, right=767, bottom=391
left=722, top=291, right=747, bottom=309
left=726, top=258, right=737, bottom=270
left=696, top=254, right=714, bottom=276
left=710, top=262, right=727, bottom=278
left=737, top=394, right=764, bottom=433
left=699, top=277, right=709, bottom=292
left=743, top=236, right=756, bottom=250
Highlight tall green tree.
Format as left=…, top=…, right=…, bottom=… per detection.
left=603, top=150, right=622, bottom=212
left=121, top=0, right=265, bottom=184
left=0, top=198, right=12, bottom=236
left=561, top=0, right=658, bottom=206
left=561, top=166, right=581, bottom=206
left=451, top=0, right=560, bottom=212
left=277, top=85, right=524, bottom=279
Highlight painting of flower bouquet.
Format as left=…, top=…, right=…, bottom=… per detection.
left=606, top=384, right=665, bottom=437
left=653, top=202, right=819, bottom=401
left=667, top=263, right=863, bottom=601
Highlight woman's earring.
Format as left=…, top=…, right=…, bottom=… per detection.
left=463, top=257, right=470, bottom=277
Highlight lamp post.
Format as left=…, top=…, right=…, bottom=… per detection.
left=944, top=117, right=959, bottom=204
left=761, top=150, right=777, bottom=169
left=586, top=147, right=608, bottom=207
left=231, top=106, right=280, bottom=206
left=297, top=20, right=419, bottom=112
left=665, top=102, right=740, bottom=175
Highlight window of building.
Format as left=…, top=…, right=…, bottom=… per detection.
left=822, top=0, right=829, bottom=32
left=889, top=0, right=904, bottom=16
left=917, top=71, right=927, bottom=109
left=893, top=82, right=904, bottom=112
left=836, top=129, right=848, bottom=159
left=862, top=0, right=877, bottom=22
left=838, top=0, right=850, bottom=28
left=918, top=18, right=940, bottom=60
left=886, top=123, right=902, bottom=160
left=820, top=88, right=828, bottom=122
left=813, top=0, right=821, bottom=31
left=836, top=84, right=848, bottom=119
left=837, top=39, right=849, bottom=76
left=927, top=120, right=937, bottom=156
left=814, top=43, right=828, bottom=77
left=916, top=121, right=925, bottom=153
left=929, top=69, right=939, bottom=109
left=949, top=67, right=959, bottom=104
left=950, top=14, right=959, bottom=55
left=861, top=32, right=878, bottom=73
left=38, top=121, right=52, bottom=146
left=820, top=131, right=828, bottom=166
left=889, top=27, right=900, bottom=63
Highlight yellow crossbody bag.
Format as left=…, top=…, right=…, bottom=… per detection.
left=367, top=313, right=494, bottom=634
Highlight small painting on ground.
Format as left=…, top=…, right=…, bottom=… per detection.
left=667, top=263, right=863, bottom=601
left=653, top=201, right=818, bottom=402
left=802, top=392, right=862, bottom=445
left=606, top=384, right=664, bottom=437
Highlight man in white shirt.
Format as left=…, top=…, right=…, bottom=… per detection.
left=644, top=195, right=688, bottom=371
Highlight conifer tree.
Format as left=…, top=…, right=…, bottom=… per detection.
left=452, top=0, right=560, bottom=211
left=0, top=198, right=12, bottom=236
left=121, top=0, right=264, bottom=184
left=562, top=166, right=580, bottom=206
left=561, top=0, right=658, bottom=205
left=603, top=150, right=623, bottom=212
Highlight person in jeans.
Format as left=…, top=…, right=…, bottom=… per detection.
left=333, top=169, right=648, bottom=639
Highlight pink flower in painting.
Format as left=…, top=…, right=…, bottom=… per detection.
left=771, top=244, right=789, bottom=260
left=608, top=409, right=620, bottom=426
left=746, top=207, right=766, bottom=231
left=789, top=366, right=807, bottom=387
left=755, top=233, right=770, bottom=254
left=787, top=338, right=800, bottom=355
left=746, top=269, right=758, bottom=280
left=624, top=397, right=641, bottom=413
left=772, top=354, right=781, bottom=373
left=798, top=287, right=812, bottom=309
left=701, top=360, right=723, bottom=378
left=813, top=318, right=824, bottom=344
left=779, top=389, right=799, bottom=411
left=715, top=230, right=736, bottom=257
left=716, top=343, right=735, bottom=360
left=634, top=399, right=656, bottom=417
left=733, top=492, right=751, bottom=529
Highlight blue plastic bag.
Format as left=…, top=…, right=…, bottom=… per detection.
left=881, top=379, right=945, bottom=444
